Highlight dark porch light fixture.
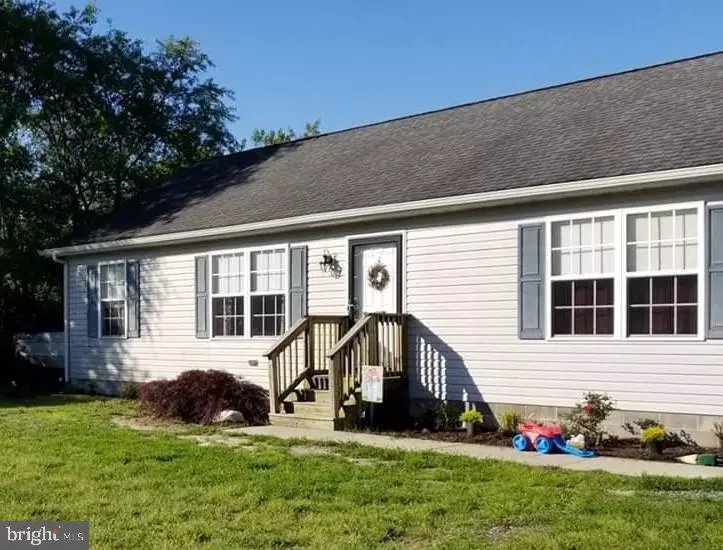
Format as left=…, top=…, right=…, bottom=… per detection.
left=319, top=249, right=342, bottom=278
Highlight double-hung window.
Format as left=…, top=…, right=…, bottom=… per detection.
left=550, top=216, right=615, bottom=336
left=625, top=208, right=699, bottom=335
left=250, top=249, right=286, bottom=337
left=543, top=202, right=704, bottom=340
left=208, top=247, right=287, bottom=338
left=99, top=262, right=126, bottom=337
left=211, top=252, right=245, bottom=337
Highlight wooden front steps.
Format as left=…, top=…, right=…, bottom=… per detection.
left=269, top=389, right=336, bottom=430
left=265, top=313, right=408, bottom=431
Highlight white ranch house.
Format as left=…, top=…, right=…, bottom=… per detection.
left=44, top=53, right=723, bottom=444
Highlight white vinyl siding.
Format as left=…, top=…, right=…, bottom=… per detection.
left=306, top=238, right=348, bottom=315
left=66, top=185, right=723, bottom=419
left=67, top=237, right=345, bottom=389
left=406, top=197, right=723, bottom=417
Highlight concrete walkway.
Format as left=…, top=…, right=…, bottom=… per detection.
left=234, top=425, right=723, bottom=479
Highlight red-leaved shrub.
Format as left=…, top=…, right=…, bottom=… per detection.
left=138, top=370, right=269, bottom=424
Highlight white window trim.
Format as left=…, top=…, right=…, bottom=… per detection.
left=98, top=259, right=128, bottom=339
left=545, top=210, right=620, bottom=341
left=210, top=250, right=246, bottom=338
left=548, top=212, right=617, bottom=281
left=544, top=201, right=705, bottom=342
left=207, top=243, right=290, bottom=339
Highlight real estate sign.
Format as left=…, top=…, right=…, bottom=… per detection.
left=361, top=365, right=383, bottom=403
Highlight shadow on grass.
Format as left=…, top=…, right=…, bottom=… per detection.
left=0, top=393, right=113, bottom=409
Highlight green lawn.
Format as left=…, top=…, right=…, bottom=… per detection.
left=1, top=397, right=722, bottom=549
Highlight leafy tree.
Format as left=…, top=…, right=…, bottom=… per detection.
left=302, top=119, right=322, bottom=138
left=0, top=0, right=239, bottom=362
left=251, top=118, right=321, bottom=146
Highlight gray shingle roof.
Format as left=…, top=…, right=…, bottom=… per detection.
left=69, top=52, right=723, bottom=245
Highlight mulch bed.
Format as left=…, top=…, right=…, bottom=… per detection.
left=596, top=437, right=717, bottom=462
left=385, top=428, right=719, bottom=463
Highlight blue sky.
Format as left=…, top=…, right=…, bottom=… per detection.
left=54, top=1, right=723, bottom=143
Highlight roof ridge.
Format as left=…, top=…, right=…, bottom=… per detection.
left=270, top=49, right=723, bottom=147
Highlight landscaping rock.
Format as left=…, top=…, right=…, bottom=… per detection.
left=213, top=410, right=245, bottom=424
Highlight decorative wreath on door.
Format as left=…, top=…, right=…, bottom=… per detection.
left=367, top=261, right=390, bottom=291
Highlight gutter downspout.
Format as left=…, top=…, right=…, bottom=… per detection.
left=51, top=253, right=69, bottom=384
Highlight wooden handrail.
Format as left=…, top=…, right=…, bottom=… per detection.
left=276, top=367, right=311, bottom=404
left=326, top=314, right=373, bottom=358
left=326, top=312, right=408, bottom=422
left=266, top=312, right=406, bottom=419
left=265, top=315, right=349, bottom=414
left=264, top=317, right=308, bottom=358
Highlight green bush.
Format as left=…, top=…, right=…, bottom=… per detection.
left=498, top=410, right=522, bottom=435
left=641, top=425, right=666, bottom=444
left=560, top=392, right=615, bottom=447
left=459, top=409, right=483, bottom=425
left=418, top=401, right=465, bottom=431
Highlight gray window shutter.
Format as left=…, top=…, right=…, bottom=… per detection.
left=87, top=265, right=99, bottom=338
left=708, top=207, right=723, bottom=338
left=289, top=246, right=308, bottom=324
left=127, top=261, right=140, bottom=338
left=518, top=223, right=545, bottom=339
left=195, top=256, right=209, bottom=338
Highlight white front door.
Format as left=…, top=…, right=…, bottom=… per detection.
left=350, top=237, right=401, bottom=320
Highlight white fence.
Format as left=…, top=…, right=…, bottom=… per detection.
left=15, top=332, right=65, bottom=368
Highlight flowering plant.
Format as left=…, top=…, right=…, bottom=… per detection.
left=561, top=392, right=615, bottom=447
left=459, top=409, right=483, bottom=424
left=641, top=425, right=667, bottom=456
left=641, top=425, right=666, bottom=444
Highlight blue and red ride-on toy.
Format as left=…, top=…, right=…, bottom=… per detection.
left=512, top=422, right=595, bottom=458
